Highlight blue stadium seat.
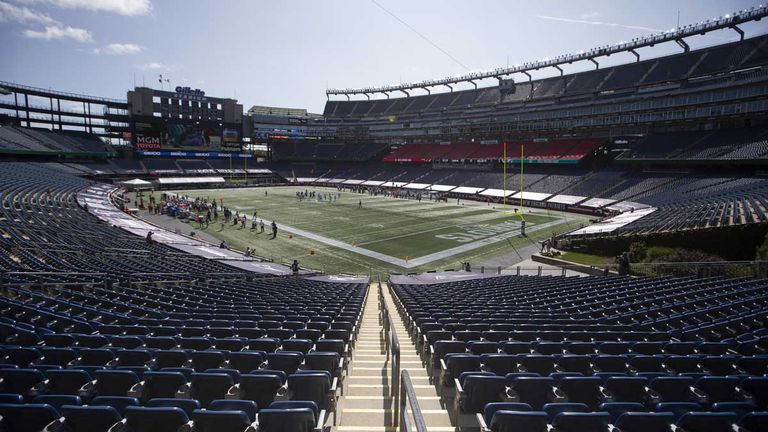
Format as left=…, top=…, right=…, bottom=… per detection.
left=123, top=406, right=191, bottom=432
left=209, top=399, right=258, bottom=422
left=677, top=412, right=737, bottom=432
left=60, top=405, right=122, bottom=432
left=542, top=402, right=589, bottom=422
left=90, top=396, right=139, bottom=416
left=230, top=373, right=285, bottom=409
left=614, top=412, right=675, bottom=432
left=193, top=409, right=252, bottom=432
left=145, top=398, right=201, bottom=418
left=552, top=412, right=611, bottom=432
left=0, top=403, right=60, bottom=432
left=489, top=411, right=548, bottom=432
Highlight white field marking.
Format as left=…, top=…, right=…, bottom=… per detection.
left=354, top=211, right=512, bottom=247
left=275, top=218, right=564, bottom=268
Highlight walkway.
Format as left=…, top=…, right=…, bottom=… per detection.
left=335, top=282, right=453, bottom=431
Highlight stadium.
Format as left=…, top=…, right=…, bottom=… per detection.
left=0, top=1, right=767, bottom=431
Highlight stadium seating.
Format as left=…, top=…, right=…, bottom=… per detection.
left=391, top=273, right=768, bottom=431
left=0, top=126, right=109, bottom=154
left=0, top=163, right=366, bottom=431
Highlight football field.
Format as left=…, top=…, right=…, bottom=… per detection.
left=172, top=186, right=590, bottom=275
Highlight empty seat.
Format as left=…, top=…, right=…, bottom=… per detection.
left=32, top=394, right=82, bottom=411
left=130, top=371, right=186, bottom=403
left=482, top=354, right=519, bottom=376
left=39, top=347, right=77, bottom=367
left=183, top=372, right=234, bottom=408
left=209, top=399, right=257, bottom=422
left=90, top=396, right=139, bottom=416
left=557, top=355, right=593, bottom=375
left=739, top=412, right=768, bottom=432
left=651, top=377, right=695, bottom=403
left=0, top=368, right=45, bottom=398
left=154, top=350, right=188, bottom=369
left=305, top=352, right=342, bottom=377
left=605, top=377, right=657, bottom=404
left=490, top=411, right=548, bottom=432
left=677, top=412, right=737, bottom=432
left=695, top=376, right=749, bottom=405
left=0, top=403, right=60, bottom=432
left=740, top=377, right=768, bottom=408
left=481, top=402, right=532, bottom=427
left=432, top=341, right=466, bottom=368
left=558, top=377, right=610, bottom=410
left=232, top=373, right=285, bottom=409
left=90, top=370, right=141, bottom=397
left=266, top=352, right=304, bottom=375
left=599, top=402, right=648, bottom=423
left=654, top=402, right=704, bottom=422
left=456, top=374, right=506, bottom=413
left=507, top=377, right=563, bottom=410
left=258, top=405, right=317, bottom=432
left=193, top=409, right=252, bottom=432
left=288, top=371, right=335, bottom=411
left=45, top=369, right=91, bottom=395
left=614, top=412, right=675, bottom=432
left=61, top=405, right=122, bottom=432
left=228, top=351, right=266, bottom=375
left=552, top=412, right=611, bottom=432
left=145, top=398, right=201, bottom=418
left=442, top=354, right=480, bottom=387
left=518, top=355, right=558, bottom=375
left=189, top=350, right=226, bottom=372
left=124, top=406, right=191, bottom=432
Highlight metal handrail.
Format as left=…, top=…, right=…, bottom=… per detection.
left=400, top=370, right=428, bottom=432
left=380, top=278, right=427, bottom=431
left=379, top=277, right=400, bottom=426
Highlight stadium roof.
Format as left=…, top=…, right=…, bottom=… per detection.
left=327, top=5, right=768, bottom=98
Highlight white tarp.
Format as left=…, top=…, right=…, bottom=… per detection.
left=362, top=180, right=386, bottom=186
left=403, top=183, right=430, bottom=190
left=568, top=207, right=657, bottom=236
left=452, top=186, right=485, bottom=194
left=295, top=177, right=318, bottom=183
left=547, top=194, right=587, bottom=205
left=343, top=179, right=365, bottom=185
left=580, top=197, right=617, bottom=208
left=428, top=184, right=456, bottom=192
left=510, top=191, right=551, bottom=202
left=606, top=201, right=651, bottom=212
left=480, top=188, right=515, bottom=198
left=121, top=178, right=152, bottom=186
left=382, top=181, right=407, bottom=188
left=156, top=177, right=226, bottom=185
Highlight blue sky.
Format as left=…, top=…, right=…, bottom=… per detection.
left=0, top=0, right=765, bottom=113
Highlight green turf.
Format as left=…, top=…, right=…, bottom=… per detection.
left=559, top=251, right=615, bottom=266
left=172, top=186, right=590, bottom=275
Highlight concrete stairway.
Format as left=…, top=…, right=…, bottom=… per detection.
left=335, top=283, right=453, bottom=431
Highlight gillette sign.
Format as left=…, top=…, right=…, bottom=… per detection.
left=174, top=86, right=206, bottom=101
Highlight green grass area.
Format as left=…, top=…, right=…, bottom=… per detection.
left=559, top=251, right=615, bottom=266
left=172, top=186, right=590, bottom=275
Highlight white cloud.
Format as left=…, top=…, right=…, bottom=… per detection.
left=137, top=62, right=170, bottom=71
left=536, top=15, right=663, bottom=33
left=23, top=24, right=93, bottom=42
left=94, top=42, right=142, bottom=55
left=0, top=0, right=55, bottom=24
left=18, top=0, right=151, bottom=16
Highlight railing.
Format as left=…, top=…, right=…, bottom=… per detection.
left=379, top=277, right=427, bottom=431
left=379, top=278, right=400, bottom=423
left=0, top=271, right=109, bottom=289
left=399, top=370, right=428, bottom=432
